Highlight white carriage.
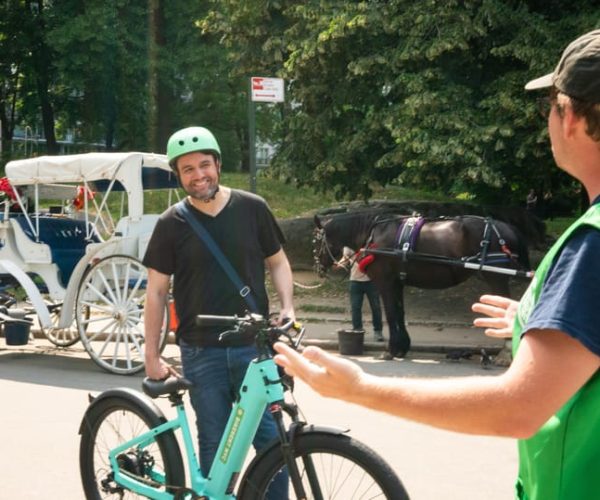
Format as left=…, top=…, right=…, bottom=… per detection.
left=0, top=152, right=179, bottom=374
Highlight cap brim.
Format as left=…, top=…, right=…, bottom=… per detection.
left=525, top=72, right=553, bottom=90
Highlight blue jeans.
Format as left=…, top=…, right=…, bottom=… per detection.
left=180, top=341, right=287, bottom=498
left=349, top=280, right=383, bottom=332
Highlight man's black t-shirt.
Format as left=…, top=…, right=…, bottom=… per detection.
left=143, top=189, right=284, bottom=346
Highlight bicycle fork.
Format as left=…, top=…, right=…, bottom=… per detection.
left=270, top=405, right=325, bottom=500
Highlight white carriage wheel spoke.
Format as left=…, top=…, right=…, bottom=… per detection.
left=80, top=301, right=116, bottom=317
left=120, top=327, right=135, bottom=369
left=110, top=260, right=124, bottom=303
left=123, top=286, right=144, bottom=316
left=109, top=329, right=122, bottom=367
left=119, top=261, right=134, bottom=304
left=125, top=321, right=145, bottom=350
left=97, top=325, right=119, bottom=358
left=94, top=267, right=120, bottom=307
left=124, top=271, right=145, bottom=305
left=86, top=321, right=118, bottom=344
left=125, top=307, right=143, bottom=320
left=127, top=333, right=144, bottom=357
left=79, top=314, right=114, bottom=331
left=82, top=280, right=117, bottom=309
left=125, top=315, right=144, bottom=331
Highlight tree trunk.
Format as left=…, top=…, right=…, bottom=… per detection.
left=147, top=0, right=172, bottom=153
left=27, top=0, right=58, bottom=155
left=155, top=1, right=172, bottom=153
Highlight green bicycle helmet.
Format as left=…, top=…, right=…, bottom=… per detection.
left=166, top=126, right=221, bottom=169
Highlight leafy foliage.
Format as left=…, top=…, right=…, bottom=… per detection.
left=1, top=1, right=599, bottom=210
left=204, top=0, right=600, bottom=207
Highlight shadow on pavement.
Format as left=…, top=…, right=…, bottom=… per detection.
left=0, top=342, right=182, bottom=392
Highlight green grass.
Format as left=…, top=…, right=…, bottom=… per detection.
left=544, top=217, right=577, bottom=239
left=222, top=171, right=451, bottom=219
left=298, top=304, right=346, bottom=314
left=223, top=172, right=338, bottom=218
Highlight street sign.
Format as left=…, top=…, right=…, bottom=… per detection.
left=251, top=77, right=285, bottom=102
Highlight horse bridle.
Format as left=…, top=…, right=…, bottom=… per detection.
left=313, top=226, right=341, bottom=276
left=313, top=216, right=389, bottom=276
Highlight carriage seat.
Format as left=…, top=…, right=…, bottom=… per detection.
left=12, top=215, right=101, bottom=286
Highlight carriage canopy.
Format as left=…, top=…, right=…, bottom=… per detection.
left=5, top=152, right=177, bottom=219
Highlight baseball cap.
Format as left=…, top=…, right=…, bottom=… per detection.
left=525, top=29, right=600, bottom=103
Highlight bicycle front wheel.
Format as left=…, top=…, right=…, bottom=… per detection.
left=238, top=431, right=408, bottom=500
left=79, top=396, right=185, bottom=499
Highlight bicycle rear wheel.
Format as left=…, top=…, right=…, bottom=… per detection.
left=79, top=395, right=185, bottom=499
left=238, top=431, right=408, bottom=500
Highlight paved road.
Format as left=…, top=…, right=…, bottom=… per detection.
left=0, top=340, right=516, bottom=499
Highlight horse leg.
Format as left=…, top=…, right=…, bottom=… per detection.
left=376, top=277, right=410, bottom=359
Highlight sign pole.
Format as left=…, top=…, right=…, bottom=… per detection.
left=248, top=78, right=257, bottom=193
left=248, top=76, right=284, bottom=194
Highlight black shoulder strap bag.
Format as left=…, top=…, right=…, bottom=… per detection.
left=175, top=200, right=259, bottom=313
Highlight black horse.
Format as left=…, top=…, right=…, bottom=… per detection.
left=314, top=211, right=530, bottom=359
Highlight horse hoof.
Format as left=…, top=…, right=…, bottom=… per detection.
left=377, top=352, right=394, bottom=361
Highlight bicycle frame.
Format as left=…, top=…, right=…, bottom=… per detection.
left=109, top=355, right=285, bottom=499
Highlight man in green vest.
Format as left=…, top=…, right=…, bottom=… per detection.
left=274, top=30, right=600, bottom=499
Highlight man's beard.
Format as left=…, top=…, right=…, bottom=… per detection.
left=184, top=171, right=221, bottom=202
left=188, top=183, right=220, bottom=202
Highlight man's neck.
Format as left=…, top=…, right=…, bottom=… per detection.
left=188, top=186, right=231, bottom=216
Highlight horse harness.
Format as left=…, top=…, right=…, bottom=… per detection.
left=394, top=216, right=425, bottom=280
left=314, top=214, right=519, bottom=279
left=366, top=215, right=519, bottom=281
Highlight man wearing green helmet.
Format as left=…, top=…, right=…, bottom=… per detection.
left=143, top=126, right=294, bottom=496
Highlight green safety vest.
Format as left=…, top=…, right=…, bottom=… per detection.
left=513, top=203, right=600, bottom=500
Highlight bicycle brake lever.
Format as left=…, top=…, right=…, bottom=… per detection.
left=292, top=324, right=306, bottom=349
left=218, top=329, right=238, bottom=342
left=276, top=323, right=305, bottom=349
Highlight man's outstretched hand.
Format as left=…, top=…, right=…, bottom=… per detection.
left=273, top=342, right=365, bottom=401
left=472, top=295, right=519, bottom=339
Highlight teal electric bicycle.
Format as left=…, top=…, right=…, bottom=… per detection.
left=79, top=313, right=408, bottom=499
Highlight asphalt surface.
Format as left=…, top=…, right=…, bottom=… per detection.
left=0, top=339, right=516, bottom=499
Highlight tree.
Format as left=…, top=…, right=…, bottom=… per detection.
left=0, top=1, right=26, bottom=159
left=202, top=0, right=600, bottom=207
left=19, top=0, right=59, bottom=154
left=48, top=0, right=151, bottom=150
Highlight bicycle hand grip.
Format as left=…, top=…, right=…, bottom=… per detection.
left=195, top=314, right=241, bottom=327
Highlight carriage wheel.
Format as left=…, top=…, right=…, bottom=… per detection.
left=41, top=300, right=88, bottom=348
left=75, top=255, right=169, bottom=375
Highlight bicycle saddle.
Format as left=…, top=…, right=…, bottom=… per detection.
left=142, top=376, right=193, bottom=398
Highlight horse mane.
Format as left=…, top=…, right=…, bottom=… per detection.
left=322, top=210, right=406, bottom=249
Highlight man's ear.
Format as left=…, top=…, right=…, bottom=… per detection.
left=562, top=103, right=582, bottom=139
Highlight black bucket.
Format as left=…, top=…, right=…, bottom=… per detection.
left=337, top=329, right=364, bottom=356
left=4, top=321, right=31, bottom=346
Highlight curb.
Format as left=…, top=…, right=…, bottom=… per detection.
left=302, top=338, right=503, bottom=356
left=27, top=327, right=502, bottom=357
left=298, top=317, right=474, bottom=329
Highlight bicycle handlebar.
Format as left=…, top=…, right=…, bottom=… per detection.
left=195, top=314, right=244, bottom=327
left=195, top=313, right=304, bottom=350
